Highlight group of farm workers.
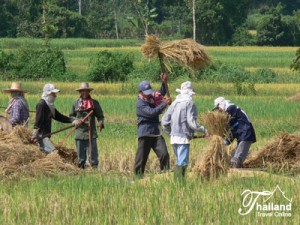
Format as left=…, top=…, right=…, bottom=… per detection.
left=2, top=82, right=104, bottom=169
left=2, top=76, right=256, bottom=178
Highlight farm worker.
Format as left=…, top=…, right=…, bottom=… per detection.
left=70, top=82, right=104, bottom=169
left=213, top=97, right=256, bottom=168
left=3, top=82, right=29, bottom=127
left=134, top=73, right=172, bottom=177
left=161, top=81, right=209, bottom=180
left=31, top=83, right=80, bottom=154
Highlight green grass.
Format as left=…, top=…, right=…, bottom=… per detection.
left=0, top=40, right=300, bottom=224
left=0, top=173, right=298, bottom=224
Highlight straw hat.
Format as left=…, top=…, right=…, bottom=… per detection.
left=3, top=82, right=28, bottom=93
left=75, top=82, right=93, bottom=91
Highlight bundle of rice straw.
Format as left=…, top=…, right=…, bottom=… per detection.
left=0, top=126, right=78, bottom=179
left=287, top=93, right=300, bottom=102
left=193, top=136, right=231, bottom=180
left=192, top=111, right=232, bottom=179
left=200, top=111, right=231, bottom=138
left=244, top=133, right=300, bottom=173
left=141, top=35, right=210, bottom=72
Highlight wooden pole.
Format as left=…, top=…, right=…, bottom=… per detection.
left=39, top=110, right=93, bottom=140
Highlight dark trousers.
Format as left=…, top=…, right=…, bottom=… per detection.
left=76, top=139, right=99, bottom=168
left=134, top=136, right=170, bottom=175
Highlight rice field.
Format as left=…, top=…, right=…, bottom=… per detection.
left=0, top=39, right=299, bottom=224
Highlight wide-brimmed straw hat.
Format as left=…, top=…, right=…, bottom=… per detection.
left=3, top=82, right=28, bottom=93
left=75, top=82, right=93, bottom=91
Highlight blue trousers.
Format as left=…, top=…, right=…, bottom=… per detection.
left=172, top=144, right=190, bottom=167
left=76, top=139, right=99, bottom=168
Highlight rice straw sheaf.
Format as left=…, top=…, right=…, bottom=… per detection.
left=0, top=126, right=78, bottom=179
left=141, top=35, right=210, bottom=71
left=287, top=93, right=300, bottom=102
left=244, top=133, right=300, bottom=173
left=200, top=111, right=231, bottom=138
left=193, top=135, right=231, bottom=180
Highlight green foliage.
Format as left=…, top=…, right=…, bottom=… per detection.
left=290, top=48, right=300, bottom=71
left=87, top=51, right=134, bottom=82
left=232, top=25, right=257, bottom=46
left=253, top=68, right=276, bottom=83
left=12, top=46, right=66, bottom=80
left=0, top=50, right=14, bottom=73
left=257, top=5, right=293, bottom=46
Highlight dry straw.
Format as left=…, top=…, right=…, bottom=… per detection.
left=0, top=126, right=78, bottom=179
left=200, top=111, right=231, bottom=138
left=244, top=133, right=300, bottom=173
left=193, top=111, right=232, bottom=179
left=141, top=35, right=210, bottom=72
left=193, top=136, right=231, bottom=180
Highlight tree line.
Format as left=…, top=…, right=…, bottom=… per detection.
left=0, top=0, right=300, bottom=46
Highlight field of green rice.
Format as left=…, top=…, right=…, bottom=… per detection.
left=0, top=39, right=299, bottom=224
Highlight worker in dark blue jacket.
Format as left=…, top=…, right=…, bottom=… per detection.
left=213, top=97, right=256, bottom=168
left=134, top=73, right=172, bottom=176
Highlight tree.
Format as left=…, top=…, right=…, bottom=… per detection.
left=127, top=0, right=158, bottom=36
left=257, top=5, right=293, bottom=46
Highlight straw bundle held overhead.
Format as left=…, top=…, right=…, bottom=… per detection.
left=244, top=133, right=300, bottom=173
left=200, top=111, right=231, bottom=138
left=193, top=135, right=231, bottom=180
left=141, top=35, right=211, bottom=72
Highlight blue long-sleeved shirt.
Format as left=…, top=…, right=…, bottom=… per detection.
left=136, top=83, right=167, bottom=138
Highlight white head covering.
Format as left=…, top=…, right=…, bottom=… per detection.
left=213, top=96, right=233, bottom=111
left=174, top=81, right=195, bottom=102
left=176, top=81, right=195, bottom=95
left=42, top=84, right=59, bottom=117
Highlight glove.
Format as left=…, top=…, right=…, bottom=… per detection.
left=31, top=129, right=39, bottom=143
left=72, top=119, right=82, bottom=127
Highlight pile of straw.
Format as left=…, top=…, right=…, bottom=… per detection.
left=141, top=35, right=210, bottom=72
left=244, top=133, right=300, bottom=173
left=0, top=126, right=78, bottom=179
left=193, top=136, right=231, bottom=179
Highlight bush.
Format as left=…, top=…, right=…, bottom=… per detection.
left=87, top=51, right=134, bottom=82
left=0, top=50, right=14, bottom=73
left=252, top=68, right=276, bottom=83
left=12, top=46, right=66, bottom=80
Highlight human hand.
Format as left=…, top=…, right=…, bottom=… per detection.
left=72, top=119, right=82, bottom=127
left=163, top=97, right=172, bottom=105
left=203, top=132, right=210, bottom=138
left=160, top=72, right=168, bottom=82
left=31, top=129, right=39, bottom=143
left=98, top=123, right=104, bottom=132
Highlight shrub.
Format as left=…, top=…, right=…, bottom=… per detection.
left=0, top=50, right=14, bottom=73
left=13, top=46, right=66, bottom=80
left=87, top=51, right=134, bottom=82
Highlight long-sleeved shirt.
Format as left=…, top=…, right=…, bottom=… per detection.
left=161, top=94, right=206, bottom=141
left=136, top=83, right=167, bottom=138
left=226, top=104, right=256, bottom=143
left=34, top=99, right=73, bottom=137
left=70, top=98, right=104, bottom=140
left=9, top=98, right=29, bottom=126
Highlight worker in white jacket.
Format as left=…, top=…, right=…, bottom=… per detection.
left=162, top=81, right=209, bottom=180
